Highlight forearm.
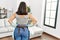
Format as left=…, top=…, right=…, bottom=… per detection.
left=8, top=20, right=12, bottom=25
left=8, top=13, right=16, bottom=25
left=8, top=20, right=18, bottom=27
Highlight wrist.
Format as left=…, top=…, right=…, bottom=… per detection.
left=31, top=22, right=35, bottom=26
left=32, top=21, right=37, bottom=26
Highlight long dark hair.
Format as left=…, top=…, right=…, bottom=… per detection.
left=16, top=2, right=28, bottom=15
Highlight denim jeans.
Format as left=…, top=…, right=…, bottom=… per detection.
left=14, top=26, right=30, bottom=40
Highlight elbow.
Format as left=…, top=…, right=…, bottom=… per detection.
left=35, top=20, right=37, bottom=24
left=8, top=19, right=10, bottom=22
left=8, top=20, right=10, bottom=23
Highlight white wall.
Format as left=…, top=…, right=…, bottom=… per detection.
left=17, top=0, right=43, bottom=25
left=41, top=0, right=60, bottom=38
left=29, top=0, right=43, bottom=25
left=0, top=0, right=17, bottom=12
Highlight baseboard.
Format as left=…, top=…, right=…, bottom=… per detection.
left=44, top=32, right=60, bottom=40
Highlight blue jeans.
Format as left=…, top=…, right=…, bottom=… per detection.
left=14, top=27, right=30, bottom=40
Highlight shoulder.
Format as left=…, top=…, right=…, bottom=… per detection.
left=10, top=12, right=16, bottom=18
left=28, top=13, right=33, bottom=19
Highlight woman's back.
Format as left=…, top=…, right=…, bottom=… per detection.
left=16, top=14, right=28, bottom=26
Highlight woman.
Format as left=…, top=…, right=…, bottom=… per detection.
left=8, top=2, right=37, bottom=40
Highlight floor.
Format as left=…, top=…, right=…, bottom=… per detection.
left=31, top=33, right=60, bottom=40
left=0, top=33, right=60, bottom=40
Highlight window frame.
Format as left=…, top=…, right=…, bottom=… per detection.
left=43, top=0, right=59, bottom=29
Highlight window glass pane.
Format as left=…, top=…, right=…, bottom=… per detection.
left=45, top=18, right=49, bottom=25
left=52, top=0, right=57, bottom=1
left=51, top=2, right=57, bottom=10
left=50, top=11, right=56, bottom=18
left=46, top=11, right=50, bottom=17
left=46, top=3, right=51, bottom=10
left=50, top=19, right=55, bottom=27
left=47, top=0, right=51, bottom=2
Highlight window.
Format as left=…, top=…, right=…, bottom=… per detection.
left=44, top=0, right=59, bottom=28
